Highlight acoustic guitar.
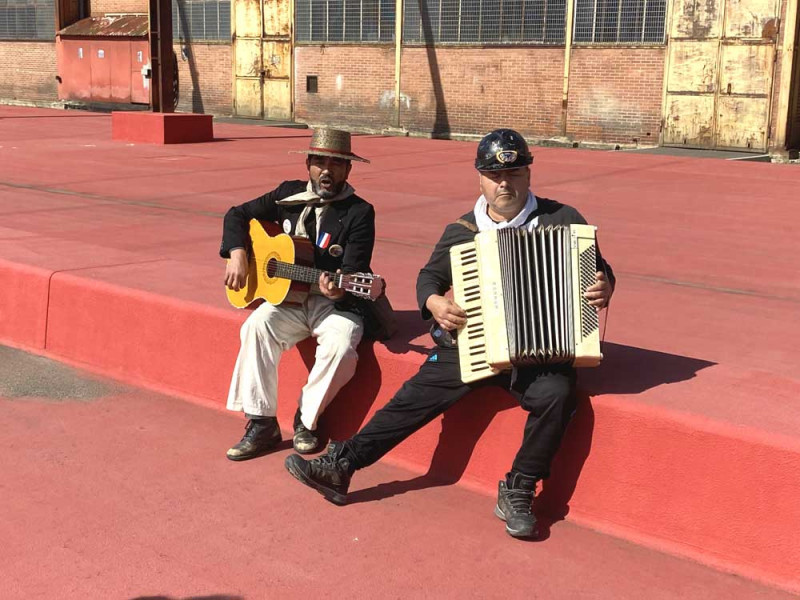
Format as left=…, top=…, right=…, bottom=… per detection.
left=226, top=219, right=384, bottom=309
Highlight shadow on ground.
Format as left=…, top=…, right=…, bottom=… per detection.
left=336, top=341, right=715, bottom=533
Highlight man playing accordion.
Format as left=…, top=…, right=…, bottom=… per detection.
left=284, top=128, right=615, bottom=539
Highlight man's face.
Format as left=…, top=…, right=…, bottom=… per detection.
left=307, top=155, right=352, bottom=199
left=479, top=166, right=531, bottom=221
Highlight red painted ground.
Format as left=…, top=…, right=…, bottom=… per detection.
left=1, top=106, right=798, bottom=430
left=2, top=106, right=800, bottom=592
left=1, top=359, right=796, bottom=600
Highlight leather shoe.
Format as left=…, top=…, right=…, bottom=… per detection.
left=226, top=418, right=281, bottom=461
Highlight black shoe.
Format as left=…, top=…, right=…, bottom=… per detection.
left=292, top=412, right=319, bottom=454
left=226, top=418, right=281, bottom=461
left=284, top=441, right=353, bottom=505
left=494, top=471, right=539, bottom=539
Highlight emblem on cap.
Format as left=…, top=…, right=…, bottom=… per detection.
left=283, top=219, right=292, bottom=234
left=328, top=244, right=344, bottom=257
left=496, top=149, right=519, bottom=164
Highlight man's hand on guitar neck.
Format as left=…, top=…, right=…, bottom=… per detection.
left=319, top=270, right=345, bottom=301
left=225, top=248, right=249, bottom=291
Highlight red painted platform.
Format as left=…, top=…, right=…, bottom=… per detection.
left=3, top=358, right=796, bottom=599
left=1, top=105, right=799, bottom=594
left=111, top=110, right=214, bottom=144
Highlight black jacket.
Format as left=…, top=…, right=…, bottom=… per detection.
left=220, top=180, right=376, bottom=275
left=416, top=197, right=616, bottom=319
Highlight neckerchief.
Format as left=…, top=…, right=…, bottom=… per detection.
left=277, top=181, right=355, bottom=238
left=473, top=191, right=539, bottom=232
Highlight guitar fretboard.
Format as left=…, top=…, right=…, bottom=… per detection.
left=268, top=260, right=342, bottom=287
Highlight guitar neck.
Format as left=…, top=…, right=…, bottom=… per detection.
left=273, top=261, right=340, bottom=287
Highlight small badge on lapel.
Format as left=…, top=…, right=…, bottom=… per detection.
left=282, top=219, right=292, bottom=234
left=316, top=231, right=331, bottom=249
left=328, top=244, right=344, bottom=257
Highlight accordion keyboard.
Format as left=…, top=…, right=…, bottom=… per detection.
left=451, top=242, right=500, bottom=383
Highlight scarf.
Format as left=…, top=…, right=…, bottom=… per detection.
left=473, top=191, right=539, bottom=233
left=276, top=181, right=356, bottom=238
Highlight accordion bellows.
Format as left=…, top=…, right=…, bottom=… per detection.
left=450, top=224, right=602, bottom=383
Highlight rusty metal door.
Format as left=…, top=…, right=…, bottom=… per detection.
left=262, top=0, right=292, bottom=120
left=663, top=0, right=778, bottom=151
left=233, top=0, right=292, bottom=119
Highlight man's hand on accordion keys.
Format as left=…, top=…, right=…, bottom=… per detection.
left=584, top=271, right=614, bottom=311
left=426, top=294, right=468, bottom=331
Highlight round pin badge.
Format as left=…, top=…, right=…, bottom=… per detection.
left=282, top=219, right=292, bottom=234
left=328, top=244, right=344, bottom=257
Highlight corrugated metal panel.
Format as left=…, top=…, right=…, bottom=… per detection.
left=58, top=15, right=148, bottom=37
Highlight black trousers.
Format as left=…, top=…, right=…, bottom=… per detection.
left=345, top=347, right=577, bottom=479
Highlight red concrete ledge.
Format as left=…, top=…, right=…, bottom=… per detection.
left=111, top=111, right=214, bottom=144
left=0, top=258, right=52, bottom=350
left=2, top=266, right=799, bottom=594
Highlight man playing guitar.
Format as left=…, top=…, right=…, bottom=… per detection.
left=221, top=128, right=375, bottom=458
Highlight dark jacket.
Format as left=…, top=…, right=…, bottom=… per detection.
left=416, top=197, right=616, bottom=320
left=220, top=180, right=376, bottom=275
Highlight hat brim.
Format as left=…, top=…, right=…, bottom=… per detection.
left=290, top=149, right=370, bottom=164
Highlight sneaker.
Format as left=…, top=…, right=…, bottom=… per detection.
left=494, top=472, right=539, bottom=539
left=226, top=418, right=281, bottom=461
left=293, top=422, right=319, bottom=454
left=284, top=441, right=353, bottom=505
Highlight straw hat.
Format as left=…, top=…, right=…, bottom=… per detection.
left=292, top=128, right=370, bottom=163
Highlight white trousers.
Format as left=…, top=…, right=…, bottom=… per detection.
left=226, top=295, right=363, bottom=430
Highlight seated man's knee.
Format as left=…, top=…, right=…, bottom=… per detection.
left=319, top=322, right=362, bottom=361
left=519, top=370, right=576, bottom=414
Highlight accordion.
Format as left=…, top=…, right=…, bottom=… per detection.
left=450, top=224, right=602, bottom=383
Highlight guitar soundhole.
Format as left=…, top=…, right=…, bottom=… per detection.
left=265, top=257, right=278, bottom=279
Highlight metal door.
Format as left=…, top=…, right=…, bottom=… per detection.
left=233, top=0, right=292, bottom=119
left=663, top=0, right=778, bottom=150
left=262, top=0, right=292, bottom=120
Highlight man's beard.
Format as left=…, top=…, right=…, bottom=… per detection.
left=312, top=178, right=343, bottom=199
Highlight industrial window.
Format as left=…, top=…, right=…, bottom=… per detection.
left=172, top=0, right=231, bottom=42
left=573, top=0, right=666, bottom=43
left=403, top=0, right=566, bottom=44
left=0, top=0, right=55, bottom=40
left=295, top=0, right=396, bottom=42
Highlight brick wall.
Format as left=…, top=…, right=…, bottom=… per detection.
left=295, top=45, right=564, bottom=137
left=566, top=47, right=666, bottom=144
left=294, top=45, right=396, bottom=128
left=295, top=44, right=664, bottom=144
left=90, top=0, right=147, bottom=15
left=0, top=42, right=58, bottom=102
left=399, top=47, right=564, bottom=138
left=173, top=42, right=232, bottom=115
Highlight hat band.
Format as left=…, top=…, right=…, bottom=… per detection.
left=308, top=146, right=354, bottom=156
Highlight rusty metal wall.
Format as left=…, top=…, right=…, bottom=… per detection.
left=663, top=0, right=779, bottom=151
left=57, top=38, right=150, bottom=103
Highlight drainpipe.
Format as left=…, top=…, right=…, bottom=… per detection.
left=394, top=0, right=404, bottom=128
left=561, top=0, right=575, bottom=136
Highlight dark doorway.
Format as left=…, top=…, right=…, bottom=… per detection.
left=787, top=8, right=800, bottom=150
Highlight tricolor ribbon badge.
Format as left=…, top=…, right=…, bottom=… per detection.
left=317, top=231, right=331, bottom=249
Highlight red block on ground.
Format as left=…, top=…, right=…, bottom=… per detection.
left=111, top=111, right=214, bottom=144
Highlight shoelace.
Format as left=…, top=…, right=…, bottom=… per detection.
left=313, top=452, right=340, bottom=469
left=312, top=451, right=349, bottom=478
left=506, top=488, right=534, bottom=514
left=244, top=421, right=269, bottom=440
